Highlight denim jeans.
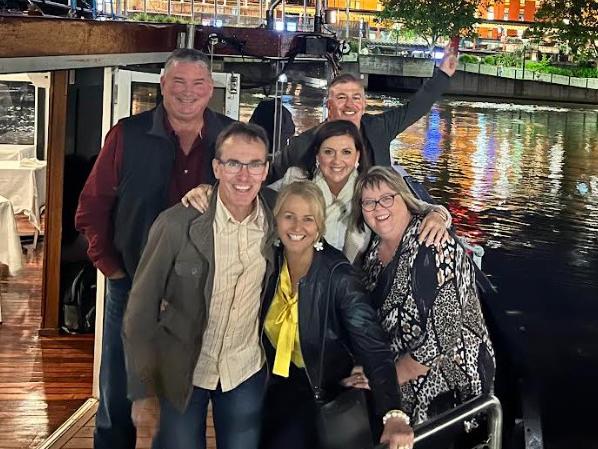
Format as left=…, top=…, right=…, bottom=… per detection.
left=94, top=276, right=136, bottom=449
left=152, top=367, right=267, bottom=449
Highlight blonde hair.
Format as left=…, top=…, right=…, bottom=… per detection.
left=273, top=181, right=327, bottom=237
left=351, top=166, right=430, bottom=232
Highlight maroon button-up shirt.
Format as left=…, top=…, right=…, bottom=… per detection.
left=75, top=116, right=205, bottom=277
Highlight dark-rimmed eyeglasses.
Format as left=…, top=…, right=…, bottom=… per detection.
left=216, top=158, right=267, bottom=175
left=361, top=193, right=398, bottom=212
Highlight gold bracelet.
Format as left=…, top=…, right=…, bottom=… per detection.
left=382, top=409, right=410, bottom=426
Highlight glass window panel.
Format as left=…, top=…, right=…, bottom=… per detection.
left=0, top=81, right=35, bottom=145
left=130, top=82, right=162, bottom=116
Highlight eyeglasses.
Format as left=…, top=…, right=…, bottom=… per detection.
left=361, top=193, right=398, bottom=212
left=216, top=158, right=267, bottom=175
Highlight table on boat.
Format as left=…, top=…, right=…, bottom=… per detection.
left=0, top=160, right=46, bottom=231
left=0, top=195, right=22, bottom=276
left=0, top=144, right=36, bottom=161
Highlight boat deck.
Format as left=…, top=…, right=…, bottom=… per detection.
left=0, top=217, right=216, bottom=449
left=46, top=404, right=216, bottom=449
left=0, top=219, right=93, bottom=448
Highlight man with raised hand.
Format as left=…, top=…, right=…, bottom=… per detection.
left=270, top=47, right=458, bottom=180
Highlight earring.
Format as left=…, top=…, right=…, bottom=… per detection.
left=273, top=238, right=281, bottom=247
left=313, top=240, right=324, bottom=251
left=355, top=161, right=359, bottom=169
left=315, top=160, right=320, bottom=169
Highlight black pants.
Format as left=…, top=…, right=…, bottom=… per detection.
left=260, top=364, right=319, bottom=449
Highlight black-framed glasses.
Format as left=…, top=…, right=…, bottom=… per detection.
left=361, top=193, right=399, bottom=212
left=216, top=158, right=267, bottom=175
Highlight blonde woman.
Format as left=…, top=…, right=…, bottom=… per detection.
left=260, top=181, right=413, bottom=449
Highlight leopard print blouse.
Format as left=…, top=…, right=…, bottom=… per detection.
left=363, top=215, right=495, bottom=424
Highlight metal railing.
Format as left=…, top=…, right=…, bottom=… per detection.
left=375, top=394, right=503, bottom=449
left=459, top=62, right=598, bottom=90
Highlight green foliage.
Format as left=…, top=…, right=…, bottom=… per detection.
left=459, top=54, right=480, bottom=63
left=573, top=47, right=597, bottom=66
left=389, top=27, right=418, bottom=42
left=530, top=0, right=598, bottom=58
left=128, top=12, right=194, bottom=24
left=477, top=52, right=523, bottom=67
left=480, top=53, right=598, bottom=77
left=377, top=0, right=487, bottom=49
left=483, top=55, right=496, bottom=65
left=495, top=51, right=522, bottom=67
left=526, top=64, right=598, bottom=78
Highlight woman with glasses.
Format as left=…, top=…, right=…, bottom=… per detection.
left=183, top=120, right=451, bottom=263
left=350, top=166, right=495, bottom=425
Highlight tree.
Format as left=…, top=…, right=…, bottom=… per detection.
left=377, top=0, right=487, bottom=51
left=532, top=0, right=598, bottom=58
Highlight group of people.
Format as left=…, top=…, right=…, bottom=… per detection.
left=75, top=47, right=495, bottom=449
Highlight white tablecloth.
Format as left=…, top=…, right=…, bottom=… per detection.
left=0, top=160, right=47, bottom=231
left=0, top=196, right=22, bottom=275
left=0, top=145, right=36, bottom=161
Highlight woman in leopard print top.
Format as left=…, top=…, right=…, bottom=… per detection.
left=351, top=166, right=495, bottom=424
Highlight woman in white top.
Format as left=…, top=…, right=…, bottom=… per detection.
left=269, top=120, right=373, bottom=262
left=183, top=120, right=451, bottom=263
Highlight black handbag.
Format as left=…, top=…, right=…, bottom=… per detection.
left=314, top=262, right=374, bottom=449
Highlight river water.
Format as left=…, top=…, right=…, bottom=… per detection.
left=241, top=87, right=598, bottom=448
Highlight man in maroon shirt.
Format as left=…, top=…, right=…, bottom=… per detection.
left=75, top=48, right=234, bottom=449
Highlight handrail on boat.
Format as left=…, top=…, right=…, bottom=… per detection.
left=375, top=394, right=503, bottom=449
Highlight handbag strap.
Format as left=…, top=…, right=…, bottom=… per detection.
left=314, top=260, right=350, bottom=403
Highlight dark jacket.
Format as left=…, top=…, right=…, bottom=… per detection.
left=261, top=242, right=402, bottom=416
left=123, top=188, right=277, bottom=412
left=114, top=104, right=234, bottom=278
left=270, top=70, right=450, bottom=181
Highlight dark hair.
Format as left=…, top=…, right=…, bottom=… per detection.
left=215, top=122, right=270, bottom=159
left=302, top=120, right=369, bottom=179
left=328, top=73, right=365, bottom=93
left=164, top=48, right=211, bottom=73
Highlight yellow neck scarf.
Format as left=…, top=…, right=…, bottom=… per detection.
left=264, top=259, right=304, bottom=377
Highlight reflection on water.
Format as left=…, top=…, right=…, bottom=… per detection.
left=0, top=81, right=35, bottom=145
left=383, top=99, right=598, bottom=290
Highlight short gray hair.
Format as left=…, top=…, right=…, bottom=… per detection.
left=164, top=48, right=211, bottom=75
left=327, top=73, right=365, bottom=96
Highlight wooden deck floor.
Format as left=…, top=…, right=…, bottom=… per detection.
left=0, top=216, right=216, bottom=449
left=0, top=217, right=94, bottom=449
left=51, top=403, right=216, bottom=449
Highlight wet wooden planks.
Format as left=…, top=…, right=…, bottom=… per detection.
left=53, top=407, right=217, bottom=449
left=0, top=231, right=94, bottom=449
